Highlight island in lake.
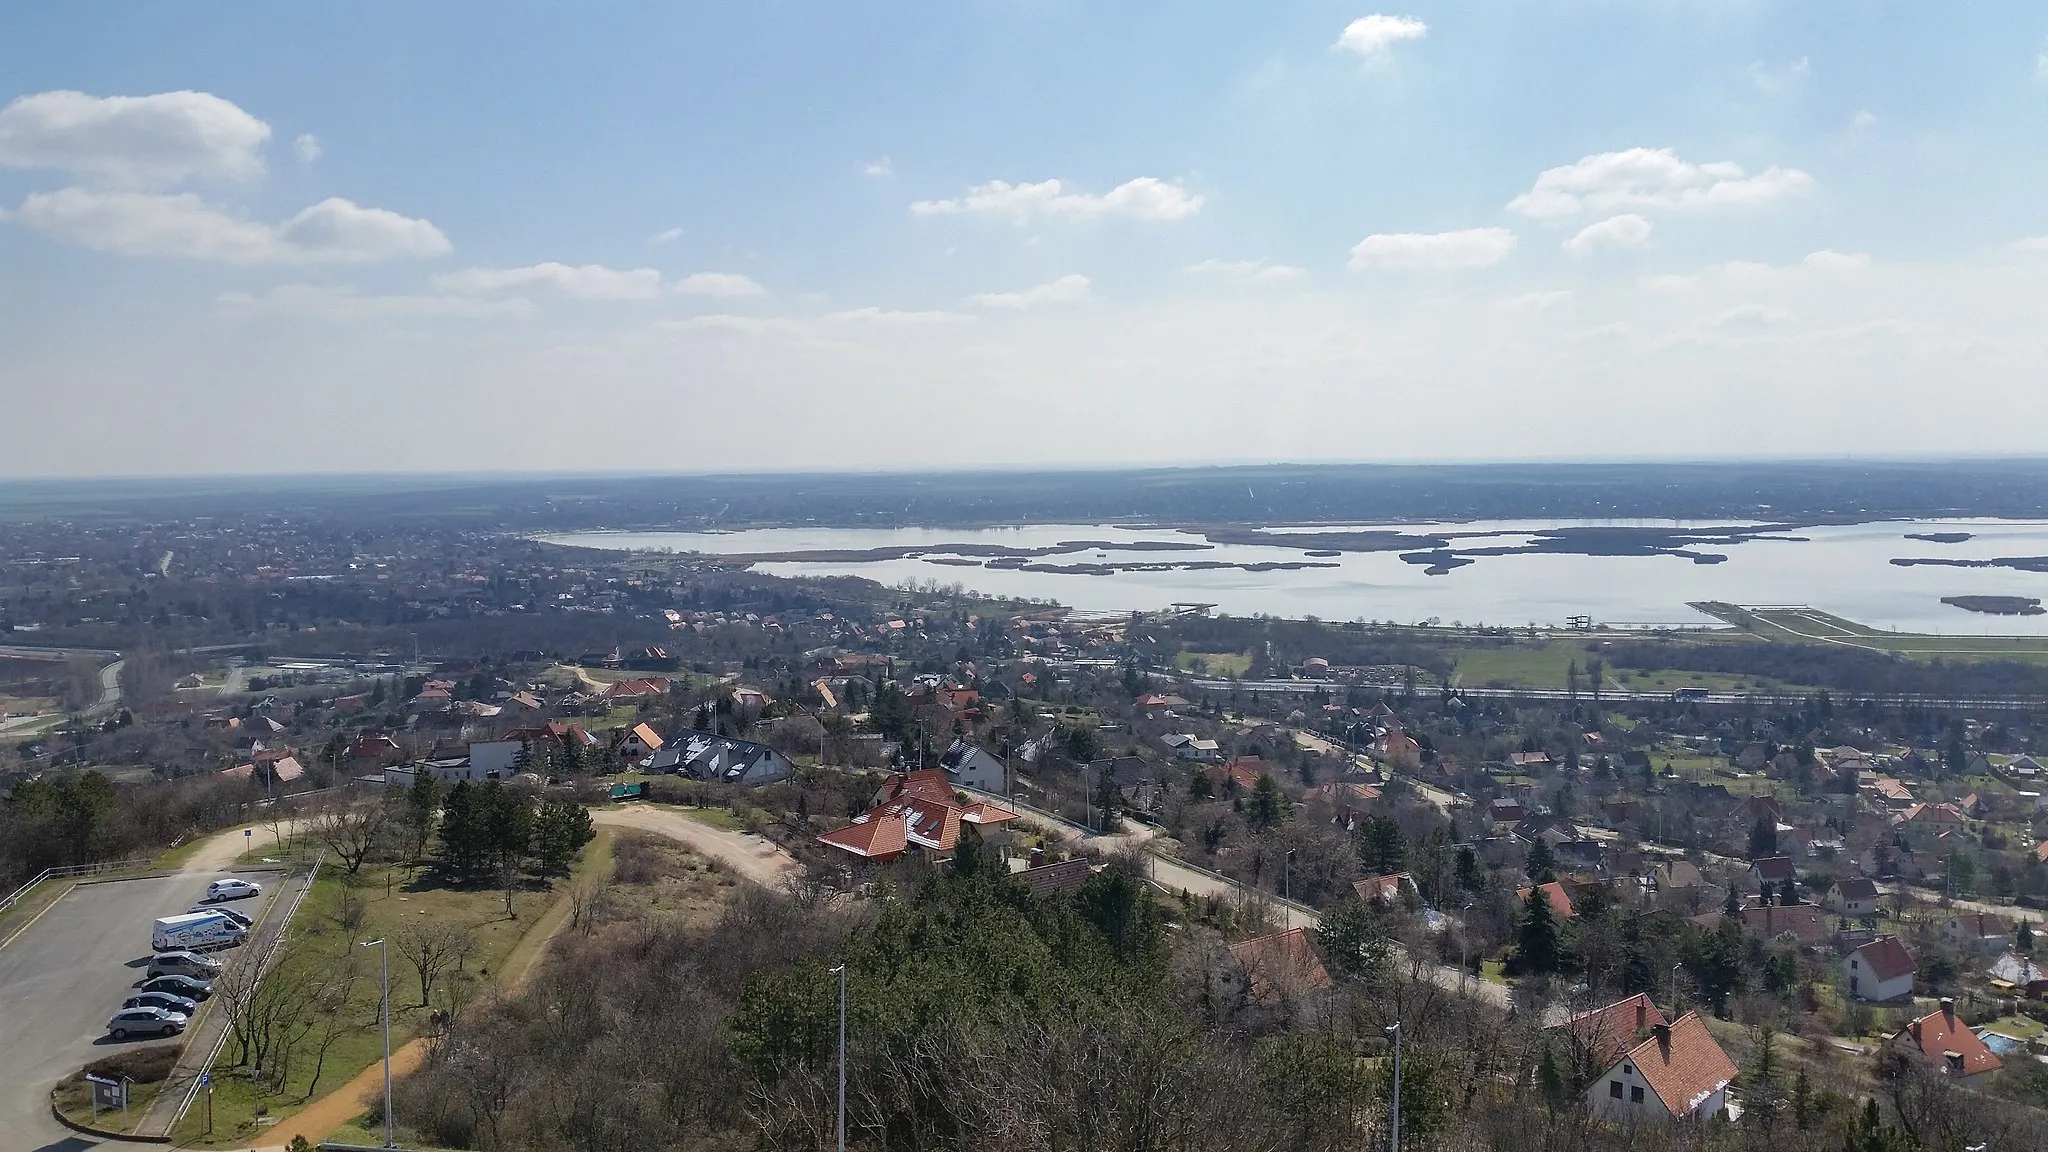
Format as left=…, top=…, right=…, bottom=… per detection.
left=1907, top=532, right=1974, bottom=543
left=1942, top=595, right=2045, bottom=616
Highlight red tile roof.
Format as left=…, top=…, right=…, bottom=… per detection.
left=1227, top=927, right=1331, bottom=1001
left=1853, top=935, right=1918, bottom=982
left=1741, top=904, right=1830, bottom=945
left=1354, top=872, right=1417, bottom=905
left=1625, top=1012, right=1737, bottom=1118
left=1517, top=881, right=1576, bottom=920
left=817, top=813, right=908, bottom=860
left=1896, top=1004, right=2002, bottom=1077
left=1557, top=993, right=1666, bottom=1066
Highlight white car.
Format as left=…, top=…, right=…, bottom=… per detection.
left=108, top=1006, right=187, bottom=1039
left=204, top=878, right=262, bottom=902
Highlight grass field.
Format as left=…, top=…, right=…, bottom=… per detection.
left=1700, top=603, right=2048, bottom=662
left=173, top=837, right=606, bottom=1147
left=1447, top=638, right=1797, bottom=693
left=1176, top=650, right=1252, bottom=677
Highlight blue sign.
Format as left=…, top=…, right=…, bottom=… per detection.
left=199, top=1072, right=210, bottom=1087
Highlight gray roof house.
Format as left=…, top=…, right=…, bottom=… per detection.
left=650, top=733, right=796, bottom=786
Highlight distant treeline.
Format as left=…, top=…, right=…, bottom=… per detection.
left=1604, top=640, right=2048, bottom=698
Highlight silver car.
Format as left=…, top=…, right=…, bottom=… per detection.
left=147, top=950, right=223, bottom=979
left=107, top=1006, right=187, bottom=1040
left=124, top=991, right=201, bottom=1016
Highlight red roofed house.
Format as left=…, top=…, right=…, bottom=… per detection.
left=1846, top=935, right=1917, bottom=1002
left=1942, top=912, right=2014, bottom=953
left=1518, top=881, right=1576, bottom=920
left=617, top=722, right=664, bottom=760
left=1748, top=856, right=1795, bottom=890
left=1586, top=1012, right=1737, bottom=1121
left=1353, top=872, right=1420, bottom=907
left=1226, top=927, right=1331, bottom=1005
left=1891, top=999, right=2002, bottom=1084
left=816, top=811, right=910, bottom=863
left=220, top=755, right=304, bottom=786
left=1740, top=904, right=1831, bottom=948
left=820, top=769, right=1017, bottom=866
left=1205, top=760, right=1265, bottom=794
left=1553, top=993, right=1668, bottom=1070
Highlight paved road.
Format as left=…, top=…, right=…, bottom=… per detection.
left=1179, top=675, right=2048, bottom=712
left=591, top=805, right=800, bottom=887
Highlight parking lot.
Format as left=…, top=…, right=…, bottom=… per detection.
left=0, top=869, right=281, bottom=1148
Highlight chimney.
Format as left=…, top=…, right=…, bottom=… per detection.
left=1636, top=1001, right=1647, bottom=1032
left=1652, top=1022, right=1671, bottom=1049
left=1939, top=997, right=1955, bottom=1022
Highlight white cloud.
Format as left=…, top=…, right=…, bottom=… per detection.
left=1333, top=15, right=1427, bottom=61
left=436, top=262, right=662, bottom=299
left=1850, top=110, right=1879, bottom=131
left=1706, top=304, right=1796, bottom=329
left=12, top=187, right=450, bottom=263
left=1184, top=258, right=1308, bottom=282
left=2037, top=42, right=2048, bottom=81
left=671, top=271, right=766, bottom=297
left=648, top=227, right=684, bottom=245
left=967, top=274, right=1092, bottom=309
left=1348, top=228, right=1516, bottom=271
left=1507, top=148, right=1813, bottom=220
left=0, top=90, right=270, bottom=187
left=217, top=283, right=533, bottom=321
left=823, top=307, right=968, bottom=324
left=1564, top=213, right=1652, bottom=254
left=2012, top=236, right=2048, bottom=253
left=1498, top=290, right=1574, bottom=312
left=1747, top=56, right=1811, bottom=95
left=1802, top=249, right=1871, bottom=271
left=862, top=157, right=893, bottom=177
left=293, top=133, right=321, bottom=165
left=910, top=177, right=1202, bottom=222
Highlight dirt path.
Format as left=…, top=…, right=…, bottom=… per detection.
left=181, top=820, right=307, bottom=875
left=253, top=1037, right=429, bottom=1151
left=591, top=804, right=800, bottom=887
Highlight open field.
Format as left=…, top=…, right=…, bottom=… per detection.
left=1701, top=603, right=2048, bottom=661
left=1175, top=650, right=1252, bottom=677
left=1447, top=638, right=1798, bottom=694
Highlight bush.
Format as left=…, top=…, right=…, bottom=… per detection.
left=84, top=1044, right=180, bottom=1084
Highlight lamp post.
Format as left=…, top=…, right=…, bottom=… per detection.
left=361, top=938, right=393, bottom=1148
left=1671, top=963, right=1684, bottom=1015
left=830, top=963, right=847, bottom=1152
left=1385, top=1021, right=1402, bottom=1152
left=1284, top=849, right=1295, bottom=904
left=1458, top=899, right=1474, bottom=995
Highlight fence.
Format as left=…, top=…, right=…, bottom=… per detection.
left=0, top=857, right=157, bottom=916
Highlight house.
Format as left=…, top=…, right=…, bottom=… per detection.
left=344, top=733, right=404, bottom=768
left=1017, top=858, right=1095, bottom=899
left=1890, top=999, right=2002, bottom=1083
left=1204, top=760, right=1265, bottom=794
left=1225, top=927, right=1332, bottom=1005
left=816, top=812, right=910, bottom=864
left=1748, top=856, right=1795, bottom=890
left=1162, top=734, right=1223, bottom=763
left=1379, top=730, right=1421, bottom=768
left=617, top=722, right=665, bottom=761
left=817, top=773, right=1017, bottom=865
left=941, top=740, right=1008, bottom=793
left=1740, top=904, right=1831, bottom=948
left=600, top=677, right=671, bottom=704
left=728, top=686, right=773, bottom=710
left=1134, top=693, right=1191, bottom=713
left=1989, top=951, right=2048, bottom=998
left=218, top=755, right=305, bottom=786
left=506, top=721, right=599, bottom=750
left=1306, top=781, right=1382, bottom=807
left=1353, top=872, right=1421, bottom=907
left=1517, top=881, right=1576, bottom=920
left=1830, top=876, right=1880, bottom=918
left=467, top=740, right=523, bottom=778
left=1554, top=993, right=1668, bottom=1070
left=652, top=733, right=796, bottom=786
left=1509, top=751, right=1553, bottom=771
left=1846, top=935, right=1917, bottom=1002
left=1488, top=798, right=1526, bottom=830
left=1585, top=1013, right=1737, bottom=1122
left=1942, top=912, right=2014, bottom=952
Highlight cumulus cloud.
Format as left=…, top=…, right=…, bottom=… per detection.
left=13, top=187, right=450, bottom=263
left=1564, top=213, right=1652, bottom=254
left=1802, top=249, right=1871, bottom=271
left=1507, top=148, right=1812, bottom=220
left=863, top=157, right=893, bottom=177
left=647, top=227, right=684, bottom=245
left=967, top=274, right=1092, bottom=309
left=1498, top=290, right=1574, bottom=312
left=0, top=90, right=270, bottom=187
left=1185, top=258, right=1308, bottom=282
left=217, top=283, right=533, bottom=321
left=436, top=262, right=663, bottom=299
left=1348, top=228, right=1516, bottom=271
left=1333, top=15, right=1427, bottom=61
left=2012, top=236, right=2048, bottom=253
left=294, top=133, right=321, bottom=164
left=671, top=271, right=766, bottom=297
left=1747, top=57, right=1811, bottom=95
left=910, top=177, right=1201, bottom=222
left=823, top=307, right=968, bottom=324
left=1850, top=110, right=1879, bottom=132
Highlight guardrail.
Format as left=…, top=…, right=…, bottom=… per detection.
left=162, top=849, right=326, bottom=1135
left=0, top=857, right=157, bottom=915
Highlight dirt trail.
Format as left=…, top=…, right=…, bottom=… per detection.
left=181, top=820, right=306, bottom=875
left=591, top=804, right=800, bottom=887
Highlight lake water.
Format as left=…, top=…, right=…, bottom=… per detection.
left=541, top=518, right=2048, bottom=634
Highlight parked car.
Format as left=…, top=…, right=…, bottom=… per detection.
left=189, top=905, right=254, bottom=929
left=138, top=974, right=213, bottom=1001
left=147, top=950, right=223, bottom=980
left=123, top=991, right=201, bottom=1016
left=107, top=1006, right=187, bottom=1039
left=204, top=878, right=262, bottom=902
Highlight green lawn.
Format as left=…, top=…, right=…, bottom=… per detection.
left=1175, top=650, right=1252, bottom=677
left=1447, top=639, right=1792, bottom=693
left=679, top=805, right=746, bottom=832
left=1702, top=603, right=2048, bottom=662
left=173, top=845, right=600, bottom=1146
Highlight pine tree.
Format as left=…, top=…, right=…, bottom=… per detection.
left=2019, top=919, right=2036, bottom=955
left=1247, top=773, right=1287, bottom=832
left=1526, top=838, right=1556, bottom=883
left=437, top=780, right=490, bottom=880
left=1744, top=1024, right=1785, bottom=1135
left=1791, top=1068, right=1812, bottom=1131
left=1514, top=883, right=1560, bottom=974
left=1537, top=1045, right=1566, bottom=1113
left=1749, top=814, right=1778, bottom=858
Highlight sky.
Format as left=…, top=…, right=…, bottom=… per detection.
left=4, top=2, right=2048, bottom=477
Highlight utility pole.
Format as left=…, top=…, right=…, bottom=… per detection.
left=1671, top=963, right=1684, bottom=1015
left=1284, top=848, right=1295, bottom=904
left=361, top=938, right=394, bottom=1148
left=1385, top=1021, right=1402, bottom=1152
left=831, top=963, right=847, bottom=1152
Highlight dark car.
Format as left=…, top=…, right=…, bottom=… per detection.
left=188, top=905, right=254, bottom=929
left=139, top=974, right=213, bottom=1001
left=123, top=990, right=201, bottom=1016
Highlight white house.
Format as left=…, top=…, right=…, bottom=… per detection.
left=1162, top=734, right=1223, bottom=763
left=1846, top=935, right=1917, bottom=1002
left=468, top=740, right=523, bottom=779
left=1830, top=876, right=1880, bottom=918
left=940, top=739, right=1007, bottom=792
left=1585, top=1013, right=1736, bottom=1122
left=649, top=733, right=795, bottom=786
left=1943, top=912, right=2014, bottom=952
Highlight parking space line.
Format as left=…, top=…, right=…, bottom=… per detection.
left=0, top=883, right=74, bottom=952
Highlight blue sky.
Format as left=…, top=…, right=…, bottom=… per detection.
left=5, top=3, right=2048, bottom=475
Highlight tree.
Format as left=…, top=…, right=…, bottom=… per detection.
left=1315, top=898, right=1392, bottom=984
left=1513, top=883, right=1561, bottom=975
left=1749, top=814, right=1778, bottom=859
left=1526, top=838, right=1556, bottom=884
left=405, top=770, right=441, bottom=863
left=312, top=803, right=387, bottom=874
left=1454, top=845, right=1484, bottom=892
left=1744, top=1024, right=1786, bottom=1136
left=530, top=800, right=595, bottom=875
left=397, top=920, right=471, bottom=1008
left=1354, top=814, right=1405, bottom=876
left=1780, top=876, right=1801, bottom=906
left=1246, top=773, right=1287, bottom=832
left=1063, top=725, right=1100, bottom=763
left=2019, top=919, right=2036, bottom=955
left=1537, top=1045, right=1566, bottom=1113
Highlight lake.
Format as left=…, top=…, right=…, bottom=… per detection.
left=539, top=518, right=2048, bottom=635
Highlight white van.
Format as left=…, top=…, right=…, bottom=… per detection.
left=152, top=911, right=246, bottom=953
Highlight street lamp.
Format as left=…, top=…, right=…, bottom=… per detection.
left=1671, top=963, right=1684, bottom=1015
left=360, top=938, right=394, bottom=1149
left=1384, top=1021, right=1402, bottom=1152
left=1457, top=899, right=1474, bottom=995
left=1283, top=849, right=1295, bottom=904
left=830, top=963, right=847, bottom=1152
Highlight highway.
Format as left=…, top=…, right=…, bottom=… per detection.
left=0, top=643, right=125, bottom=717
left=1178, top=675, right=2048, bottom=713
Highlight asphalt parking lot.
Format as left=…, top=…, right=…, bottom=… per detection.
left=0, top=870, right=280, bottom=1148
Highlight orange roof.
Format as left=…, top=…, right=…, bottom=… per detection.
left=1353, top=872, right=1416, bottom=904
left=1897, top=1003, right=2002, bottom=1077
left=626, top=722, right=663, bottom=750
left=1517, top=881, right=1576, bottom=920
left=817, top=813, right=908, bottom=860
left=876, top=768, right=958, bottom=807
left=1853, top=935, right=1918, bottom=982
left=1227, top=927, right=1331, bottom=1001
left=1623, top=1012, right=1737, bottom=1117
left=1557, top=993, right=1666, bottom=1066
left=1205, top=762, right=1264, bottom=792
left=958, top=802, right=1018, bottom=827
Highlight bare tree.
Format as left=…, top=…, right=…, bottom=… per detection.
left=398, top=920, right=472, bottom=1009
left=313, top=801, right=388, bottom=874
